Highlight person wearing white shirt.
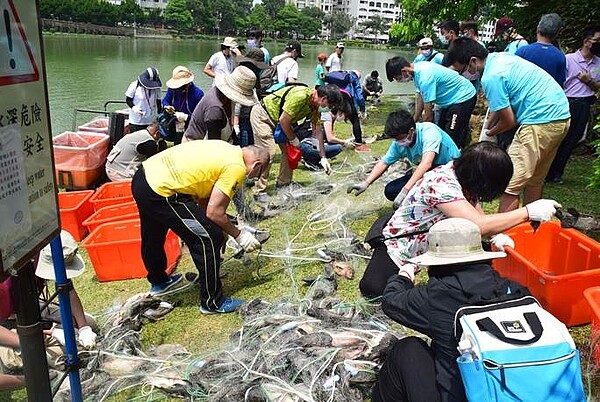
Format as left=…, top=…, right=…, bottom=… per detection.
left=326, top=42, right=345, bottom=72
left=203, top=37, right=240, bottom=86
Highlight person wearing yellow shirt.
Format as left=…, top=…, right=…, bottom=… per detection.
left=132, top=141, right=269, bottom=314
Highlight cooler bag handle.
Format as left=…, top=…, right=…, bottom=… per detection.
left=476, top=312, right=543, bottom=345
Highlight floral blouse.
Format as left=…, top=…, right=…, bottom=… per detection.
left=383, top=162, right=465, bottom=268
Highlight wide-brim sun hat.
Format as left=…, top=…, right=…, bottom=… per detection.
left=36, top=230, right=85, bottom=280
left=166, top=65, right=194, bottom=89
left=138, top=66, right=162, bottom=89
left=214, top=66, right=257, bottom=107
left=409, top=218, right=506, bottom=267
left=221, top=37, right=238, bottom=48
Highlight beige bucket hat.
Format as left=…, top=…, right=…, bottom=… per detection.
left=409, top=218, right=506, bottom=267
left=36, top=230, right=85, bottom=280
left=166, top=65, right=195, bottom=89
left=214, top=66, right=258, bottom=107
left=221, top=37, right=239, bottom=48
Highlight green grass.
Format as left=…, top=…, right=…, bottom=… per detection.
left=2, top=96, right=600, bottom=400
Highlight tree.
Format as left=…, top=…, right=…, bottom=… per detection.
left=262, top=0, right=285, bottom=20
left=274, top=4, right=301, bottom=38
left=246, top=5, right=271, bottom=33
left=164, top=0, right=193, bottom=33
left=326, top=10, right=355, bottom=40
left=118, top=0, right=144, bottom=26
left=188, top=0, right=216, bottom=33
left=360, top=15, right=387, bottom=40
left=299, top=7, right=324, bottom=39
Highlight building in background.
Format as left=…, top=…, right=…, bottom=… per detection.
left=106, top=0, right=168, bottom=9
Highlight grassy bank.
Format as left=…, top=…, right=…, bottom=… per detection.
left=2, top=95, right=599, bottom=400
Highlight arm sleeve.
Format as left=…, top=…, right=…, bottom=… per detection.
left=482, top=76, right=511, bottom=112
left=382, top=142, right=403, bottom=165
left=205, top=106, right=227, bottom=138
left=214, top=164, right=246, bottom=199
left=382, top=275, right=433, bottom=334
left=162, top=88, right=173, bottom=107
left=421, top=127, right=442, bottom=154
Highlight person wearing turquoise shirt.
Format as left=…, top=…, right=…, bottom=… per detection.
left=347, top=109, right=460, bottom=208
left=413, top=37, right=444, bottom=64
left=315, top=53, right=327, bottom=86
left=385, top=56, right=477, bottom=149
left=446, top=37, right=571, bottom=213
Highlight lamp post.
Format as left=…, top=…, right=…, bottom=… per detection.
left=215, top=12, right=222, bottom=40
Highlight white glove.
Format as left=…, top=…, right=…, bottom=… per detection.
left=347, top=181, right=369, bottom=196
left=289, top=137, right=300, bottom=148
left=479, top=128, right=496, bottom=143
left=78, top=326, right=97, bottom=349
left=393, top=188, right=409, bottom=209
left=320, top=158, right=332, bottom=175
left=51, top=327, right=65, bottom=347
left=233, top=124, right=240, bottom=134
left=490, top=233, right=514, bottom=251
left=398, top=262, right=417, bottom=282
left=359, top=111, right=368, bottom=120
left=525, top=199, right=562, bottom=222
left=132, top=105, right=145, bottom=116
left=343, top=139, right=356, bottom=149
left=235, top=229, right=261, bottom=253
left=174, top=112, right=188, bottom=122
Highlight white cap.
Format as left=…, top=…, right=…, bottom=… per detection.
left=336, top=42, right=345, bottom=48
left=418, top=37, right=433, bottom=47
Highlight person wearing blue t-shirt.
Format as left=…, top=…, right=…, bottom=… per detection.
left=494, top=17, right=529, bottom=54
left=385, top=57, right=476, bottom=149
left=347, top=109, right=460, bottom=207
left=446, top=38, right=571, bottom=213
left=413, top=37, right=445, bottom=64
left=515, top=13, right=566, bottom=86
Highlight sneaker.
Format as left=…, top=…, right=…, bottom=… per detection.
left=253, top=193, right=271, bottom=203
left=199, top=297, right=244, bottom=314
left=276, top=182, right=304, bottom=191
left=302, top=159, right=322, bottom=171
left=354, top=143, right=371, bottom=152
left=149, top=273, right=183, bottom=296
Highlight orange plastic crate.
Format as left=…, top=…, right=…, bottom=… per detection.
left=584, top=287, right=600, bottom=365
left=81, top=219, right=180, bottom=282
left=82, top=201, right=139, bottom=233
left=493, top=221, right=600, bottom=326
left=53, top=131, right=109, bottom=190
left=89, top=181, right=133, bottom=212
left=78, top=117, right=109, bottom=134
left=57, top=190, right=95, bottom=241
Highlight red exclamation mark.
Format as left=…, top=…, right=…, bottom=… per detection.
left=4, top=9, right=15, bottom=69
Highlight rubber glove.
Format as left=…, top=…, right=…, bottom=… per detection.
left=289, top=137, right=300, bottom=148
left=490, top=233, right=514, bottom=251
left=164, top=105, right=175, bottom=114
left=343, top=139, right=356, bottom=149
left=235, top=228, right=261, bottom=253
left=78, top=326, right=97, bottom=349
left=525, top=199, right=562, bottom=222
left=320, top=158, right=332, bottom=175
left=132, top=105, right=145, bottom=116
left=51, top=327, right=65, bottom=347
left=174, top=112, right=188, bottom=122
left=393, top=188, right=409, bottom=209
left=346, top=182, right=369, bottom=196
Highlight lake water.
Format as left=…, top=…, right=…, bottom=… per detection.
left=43, top=35, right=415, bottom=135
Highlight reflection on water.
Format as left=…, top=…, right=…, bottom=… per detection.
left=43, top=35, right=415, bottom=135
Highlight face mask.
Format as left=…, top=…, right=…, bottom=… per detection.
left=462, top=59, right=480, bottom=81
left=397, top=71, right=413, bottom=83
left=421, top=49, right=432, bottom=57
left=591, top=41, right=600, bottom=56
left=396, top=137, right=412, bottom=147
left=247, top=39, right=258, bottom=49
left=440, top=36, right=449, bottom=45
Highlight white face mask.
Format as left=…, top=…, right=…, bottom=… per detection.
left=247, top=39, right=258, bottom=49
left=462, top=59, right=480, bottom=81
left=421, top=49, right=432, bottom=57
left=440, top=36, right=449, bottom=45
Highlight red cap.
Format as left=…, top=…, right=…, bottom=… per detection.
left=494, top=17, right=513, bottom=37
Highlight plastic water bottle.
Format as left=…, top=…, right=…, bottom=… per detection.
left=458, top=340, right=476, bottom=362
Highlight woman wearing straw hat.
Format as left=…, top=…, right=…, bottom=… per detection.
left=125, top=66, right=163, bottom=133
left=184, top=66, right=257, bottom=143
left=371, top=218, right=530, bottom=402
left=161, top=66, right=204, bottom=144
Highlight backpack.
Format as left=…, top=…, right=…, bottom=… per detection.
left=258, top=56, right=292, bottom=98
left=157, top=110, right=178, bottom=142
left=454, top=296, right=585, bottom=402
left=425, top=50, right=439, bottom=62
left=324, top=70, right=351, bottom=87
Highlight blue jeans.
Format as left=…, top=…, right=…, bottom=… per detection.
left=384, top=173, right=412, bottom=201
left=299, top=141, right=343, bottom=164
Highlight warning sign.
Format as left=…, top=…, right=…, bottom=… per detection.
left=0, top=0, right=40, bottom=86
left=0, top=0, right=58, bottom=272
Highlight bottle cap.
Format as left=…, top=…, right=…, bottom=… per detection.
left=458, top=339, right=472, bottom=352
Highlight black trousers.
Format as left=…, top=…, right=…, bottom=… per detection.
left=359, top=242, right=399, bottom=298
left=437, top=95, right=477, bottom=149
left=547, top=96, right=595, bottom=180
left=372, top=337, right=440, bottom=402
left=384, top=173, right=412, bottom=201
left=342, top=92, right=363, bottom=143
left=131, top=168, right=225, bottom=310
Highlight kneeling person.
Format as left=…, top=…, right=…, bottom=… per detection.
left=132, top=141, right=269, bottom=314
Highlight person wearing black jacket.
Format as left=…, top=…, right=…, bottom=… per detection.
left=372, top=218, right=530, bottom=402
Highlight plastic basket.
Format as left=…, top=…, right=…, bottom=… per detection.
left=82, top=201, right=139, bottom=233
left=57, top=190, right=95, bottom=241
left=53, top=131, right=109, bottom=190
left=78, top=117, right=109, bottom=134
left=81, top=219, right=180, bottom=282
left=493, top=221, right=600, bottom=326
left=584, top=287, right=600, bottom=365
left=89, top=181, right=133, bottom=212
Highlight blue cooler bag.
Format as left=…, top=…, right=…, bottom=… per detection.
left=454, top=296, right=585, bottom=402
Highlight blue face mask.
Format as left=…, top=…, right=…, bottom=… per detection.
left=440, top=36, right=449, bottom=45
left=247, top=39, right=258, bottom=49
left=421, top=49, right=432, bottom=57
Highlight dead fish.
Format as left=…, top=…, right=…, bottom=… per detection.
left=294, top=332, right=333, bottom=348
left=330, top=331, right=366, bottom=347
left=147, top=343, right=189, bottom=359
left=113, top=293, right=162, bottom=328
left=557, top=208, right=600, bottom=232
left=142, top=301, right=175, bottom=321
left=145, top=376, right=190, bottom=397
left=101, top=356, right=145, bottom=377
left=333, top=261, right=354, bottom=279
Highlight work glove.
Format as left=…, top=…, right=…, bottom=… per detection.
left=51, top=326, right=65, bottom=347
left=174, top=112, right=188, bottom=122
left=398, top=262, right=417, bottom=282
left=233, top=124, right=240, bottom=135
left=132, top=105, right=145, bottom=116
left=289, top=137, right=300, bottom=148
left=343, top=139, right=356, bottom=149
left=490, top=233, right=514, bottom=251
left=164, top=105, right=175, bottom=114
left=320, top=158, right=332, bottom=175
left=479, top=128, right=496, bottom=143
left=346, top=181, right=369, bottom=196
left=78, top=326, right=97, bottom=349
left=393, top=187, right=409, bottom=209
left=235, top=228, right=261, bottom=253
left=525, top=199, right=562, bottom=222
left=359, top=111, right=368, bottom=120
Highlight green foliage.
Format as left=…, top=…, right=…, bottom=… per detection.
left=360, top=15, right=388, bottom=38
left=246, top=5, right=271, bottom=32
left=589, top=117, right=600, bottom=189
left=164, top=0, right=193, bottom=33
left=262, top=0, right=286, bottom=20
left=325, top=10, right=355, bottom=40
